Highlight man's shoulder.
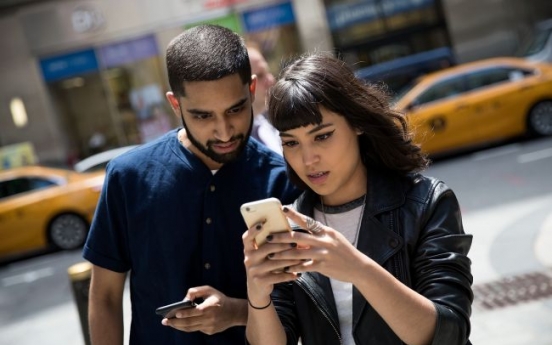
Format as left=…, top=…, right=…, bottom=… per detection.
left=109, top=130, right=178, bottom=168
left=244, top=138, right=286, bottom=167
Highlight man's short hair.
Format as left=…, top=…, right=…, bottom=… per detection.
left=166, top=24, right=251, bottom=97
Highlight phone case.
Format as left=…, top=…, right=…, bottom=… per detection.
left=155, top=300, right=196, bottom=318
left=240, top=197, right=292, bottom=246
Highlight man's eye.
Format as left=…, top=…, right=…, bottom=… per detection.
left=194, top=114, right=211, bottom=120
left=228, top=106, right=244, bottom=114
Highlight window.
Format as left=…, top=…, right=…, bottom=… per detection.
left=415, top=77, right=465, bottom=106
left=465, top=67, right=535, bottom=92
left=0, top=178, right=57, bottom=199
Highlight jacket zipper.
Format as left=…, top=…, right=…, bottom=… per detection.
left=296, top=279, right=343, bottom=345
left=390, top=210, right=406, bottom=282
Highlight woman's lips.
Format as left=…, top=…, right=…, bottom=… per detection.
left=307, top=171, right=329, bottom=185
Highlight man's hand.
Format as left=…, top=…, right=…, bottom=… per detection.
left=162, top=285, right=247, bottom=335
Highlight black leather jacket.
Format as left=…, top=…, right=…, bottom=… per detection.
left=272, top=171, right=473, bottom=345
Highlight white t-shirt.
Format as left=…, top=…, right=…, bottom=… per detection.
left=314, top=201, right=364, bottom=345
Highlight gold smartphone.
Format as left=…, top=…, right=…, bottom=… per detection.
left=240, top=197, right=292, bottom=246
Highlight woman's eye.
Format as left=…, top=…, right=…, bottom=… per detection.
left=282, top=140, right=298, bottom=148
left=315, top=130, right=335, bottom=141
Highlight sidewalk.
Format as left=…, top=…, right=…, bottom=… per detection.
left=467, top=193, right=552, bottom=344
left=1, top=194, right=551, bottom=345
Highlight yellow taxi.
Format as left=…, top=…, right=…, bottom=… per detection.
left=0, top=166, right=104, bottom=261
left=394, top=57, right=552, bottom=155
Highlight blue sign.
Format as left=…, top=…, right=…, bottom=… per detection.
left=327, top=0, right=435, bottom=31
left=326, top=0, right=378, bottom=31
left=242, top=2, right=295, bottom=33
left=381, top=0, right=434, bottom=17
left=39, top=49, right=99, bottom=82
left=98, top=35, right=159, bottom=69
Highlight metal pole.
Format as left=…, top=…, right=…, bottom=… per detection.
left=68, top=262, right=92, bottom=345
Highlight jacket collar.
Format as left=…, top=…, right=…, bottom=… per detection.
left=294, top=169, right=406, bottom=217
left=294, top=169, right=408, bottom=333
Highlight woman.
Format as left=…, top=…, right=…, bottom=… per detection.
left=242, top=53, right=473, bottom=345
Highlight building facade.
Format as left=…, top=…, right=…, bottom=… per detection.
left=0, top=0, right=550, bottom=167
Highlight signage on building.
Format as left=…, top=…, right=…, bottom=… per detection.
left=203, top=0, right=248, bottom=9
left=71, top=5, right=105, bottom=33
left=39, top=49, right=99, bottom=82
left=185, top=13, right=243, bottom=33
left=327, top=0, right=435, bottom=31
left=242, top=1, right=295, bottom=33
left=98, top=35, right=159, bottom=69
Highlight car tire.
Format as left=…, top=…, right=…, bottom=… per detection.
left=527, top=100, right=552, bottom=136
left=48, top=213, right=89, bottom=250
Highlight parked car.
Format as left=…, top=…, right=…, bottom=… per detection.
left=73, top=145, right=138, bottom=173
left=0, top=166, right=104, bottom=261
left=393, top=57, right=552, bottom=156
left=517, top=18, right=552, bottom=63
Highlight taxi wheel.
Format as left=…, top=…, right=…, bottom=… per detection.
left=48, top=213, right=89, bottom=250
left=528, top=101, right=552, bottom=136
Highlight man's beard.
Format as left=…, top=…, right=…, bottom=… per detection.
left=180, top=109, right=253, bottom=164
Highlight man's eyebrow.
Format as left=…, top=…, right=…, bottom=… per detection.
left=280, top=123, right=333, bottom=137
left=186, top=97, right=248, bottom=115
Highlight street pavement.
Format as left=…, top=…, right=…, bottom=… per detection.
left=1, top=193, right=551, bottom=344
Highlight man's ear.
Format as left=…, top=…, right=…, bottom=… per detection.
left=166, top=92, right=180, bottom=115
left=249, top=75, right=257, bottom=102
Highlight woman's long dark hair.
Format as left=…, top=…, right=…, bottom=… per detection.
left=268, top=52, right=429, bottom=189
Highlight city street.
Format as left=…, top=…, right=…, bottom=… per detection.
left=1, top=136, right=552, bottom=345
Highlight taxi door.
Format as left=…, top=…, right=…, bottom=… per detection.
left=406, top=76, right=477, bottom=155
left=461, top=67, right=528, bottom=143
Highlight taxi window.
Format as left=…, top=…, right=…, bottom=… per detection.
left=0, top=177, right=57, bottom=199
left=465, top=67, right=535, bottom=92
left=415, top=77, right=465, bottom=106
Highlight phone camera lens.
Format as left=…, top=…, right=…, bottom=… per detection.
left=246, top=207, right=250, bottom=212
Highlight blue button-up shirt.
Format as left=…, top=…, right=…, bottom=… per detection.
left=83, top=129, right=300, bottom=345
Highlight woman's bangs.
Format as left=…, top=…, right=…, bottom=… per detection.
left=269, top=84, right=323, bottom=132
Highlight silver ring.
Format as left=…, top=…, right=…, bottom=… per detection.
left=305, top=216, right=323, bottom=234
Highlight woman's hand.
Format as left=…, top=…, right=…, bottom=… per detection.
left=269, top=207, right=368, bottom=284
left=242, top=221, right=302, bottom=305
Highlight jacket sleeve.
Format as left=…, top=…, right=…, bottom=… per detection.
left=412, top=181, right=473, bottom=345
left=271, top=282, right=301, bottom=345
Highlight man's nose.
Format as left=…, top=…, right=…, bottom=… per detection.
left=214, top=118, right=233, bottom=142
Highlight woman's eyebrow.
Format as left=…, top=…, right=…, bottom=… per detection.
left=280, top=123, right=333, bottom=138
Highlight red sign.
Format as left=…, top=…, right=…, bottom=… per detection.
left=203, top=0, right=247, bottom=9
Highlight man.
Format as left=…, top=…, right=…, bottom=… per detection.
left=247, top=44, right=282, bottom=155
left=83, top=25, right=299, bottom=345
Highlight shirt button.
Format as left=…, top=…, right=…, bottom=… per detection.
left=389, top=238, right=399, bottom=248
left=210, top=185, right=215, bottom=192
left=204, top=263, right=211, bottom=270
left=206, top=218, right=212, bottom=224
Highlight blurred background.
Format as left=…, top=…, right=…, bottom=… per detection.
left=1, top=0, right=552, bottom=344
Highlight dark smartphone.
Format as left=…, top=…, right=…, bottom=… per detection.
left=155, top=300, right=197, bottom=318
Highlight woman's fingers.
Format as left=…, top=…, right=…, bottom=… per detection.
left=283, top=206, right=326, bottom=235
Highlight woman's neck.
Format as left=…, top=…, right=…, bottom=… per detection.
left=321, top=165, right=368, bottom=206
